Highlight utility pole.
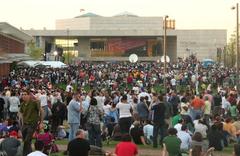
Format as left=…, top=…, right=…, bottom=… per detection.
left=67, top=28, right=70, bottom=64
left=163, top=15, right=169, bottom=93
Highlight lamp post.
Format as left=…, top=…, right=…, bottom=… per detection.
left=163, top=15, right=169, bottom=93
left=232, top=3, right=239, bottom=91
left=67, top=28, right=70, bottom=64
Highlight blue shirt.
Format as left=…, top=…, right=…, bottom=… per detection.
left=67, top=99, right=81, bottom=124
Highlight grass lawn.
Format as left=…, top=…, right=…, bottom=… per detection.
left=53, top=139, right=234, bottom=156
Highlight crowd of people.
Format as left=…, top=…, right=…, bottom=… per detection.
left=0, top=55, right=240, bottom=156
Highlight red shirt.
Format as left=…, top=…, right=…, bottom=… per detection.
left=115, top=141, right=138, bottom=156
left=191, top=97, right=204, bottom=110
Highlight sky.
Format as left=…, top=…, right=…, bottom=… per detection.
left=0, top=0, right=239, bottom=39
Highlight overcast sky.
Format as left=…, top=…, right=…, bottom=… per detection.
left=0, top=0, right=238, bottom=37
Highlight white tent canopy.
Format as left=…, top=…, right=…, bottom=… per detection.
left=18, top=61, right=68, bottom=68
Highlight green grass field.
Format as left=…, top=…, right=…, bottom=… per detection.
left=52, top=139, right=234, bottom=156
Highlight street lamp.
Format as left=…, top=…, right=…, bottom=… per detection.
left=67, top=28, right=70, bottom=64
left=163, top=15, right=169, bottom=93
left=232, top=3, right=239, bottom=91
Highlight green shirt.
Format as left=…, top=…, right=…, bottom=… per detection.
left=20, top=100, right=40, bottom=124
left=163, top=135, right=181, bottom=156
left=172, top=114, right=181, bottom=127
left=230, top=105, right=237, bottom=117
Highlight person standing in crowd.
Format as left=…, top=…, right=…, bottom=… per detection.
left=67, top=129, right=90, bottom=156
left=203, top=96, right=211, bottom=126
left=67, top=92, right=83, bottom=141
left=0, top=92, right=5, bottom=120
left=39, top=90, right=49, bottom=120
left=137, top=96, right=149, bottom=124
left=213, top=91, right=222, bottom=116
left=51, top=97, right=66, bottom=136
left=168, top=91, right=180, bottom=116
left=190, top=94, right=204, bottom=120
left=19, top=90, right=43, bottom=156
left=8, top=90, right=20, bottom=120
left=86, top=97, right=103, bottom=147
left=151, top=93, right=166, bottom=148
left=116, top=94, right=133, bottom=134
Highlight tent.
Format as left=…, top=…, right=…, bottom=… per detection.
left=201, top=59, right=215, bottom=68
left=18, top=61, right=68, bottom=68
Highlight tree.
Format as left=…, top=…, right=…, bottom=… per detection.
left=27, top=41, right=43, bottom=60
left=225, top=33, right=237, bottom=67
left=63, top=52, right=75, bottom=64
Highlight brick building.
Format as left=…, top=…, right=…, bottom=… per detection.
left=0, top=22, right=32, bottom=77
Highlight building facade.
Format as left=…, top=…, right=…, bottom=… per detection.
left=0, top=22, right=32, bottom=76
left=24, top=12, right=227, bottom=62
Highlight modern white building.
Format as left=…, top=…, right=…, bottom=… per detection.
left=24, top=12, right=227, bottom=62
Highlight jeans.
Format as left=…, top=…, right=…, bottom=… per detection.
left=153, top=122, right=166, bottom=148
left=42, top=105, right=49, bottom=120
left=190, top=108, right=202, bottom=121
left=88, top=123, right=102, bottom=147
left=68, top=123, right=80, bottom=141
left=119, top=117, right=132, bottom=134
left=9, top=112, right=18, bottom=120
left=22, top=123, right=38, bottom=156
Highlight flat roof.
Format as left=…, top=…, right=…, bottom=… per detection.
left=23, top=29, right=182, bottom=37
left=24, top=29, right=226, bottom=37
left=0, top=22, right=32, bottom=41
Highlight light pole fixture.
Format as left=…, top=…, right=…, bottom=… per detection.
left=163, top=15, right=169, bottom=93
left=67, top=28, right=70, bottom=64
left=232, top=3, right=239, bottom=91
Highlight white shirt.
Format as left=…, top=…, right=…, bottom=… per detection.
left=143, top=124, right=153, bottom=140
left=138, top=92, right=151, bottom=103
left=174, top=123, right=182, bottom=132
left=180, top=102, right=189, bottom=115
left=66, top=85, right=73, bottom=92
left=39, top=94, right=48, bottom=107
left=27, top=151, right=47, bottom=156
left=116, top=102, right=132, bottom=118
left=95, top=95, right=105, bottom=110
left=222, top=97, right=230, bottom=110
left=171, top=78, right=176, bottom=86
left=132, top=86, right=140, bottom=94
left=177, top=130, right=192, bottom=150
left=194, top=122, right=208, bottom=138
left=9, top=96, right=20, bottom=112
left=103, top=105, right=111, bottom=115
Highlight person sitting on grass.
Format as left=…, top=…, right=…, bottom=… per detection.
left=130, top=121, right=146, bottom=145
left=233, top=143, right=240, bottom=156
left=115, top=133, right=138, bottom=156
left=67, top=129, right=90, bottom=156
left=162, top=128, right=181, bottom=156
left=143, top=120, right=153, bottom=145
left=27, top=140, right=47, bottom=156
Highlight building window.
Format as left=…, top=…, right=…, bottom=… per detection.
left=36, top=36, right=40, bottom=47
left=90, top=40, right=105, bottom=51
